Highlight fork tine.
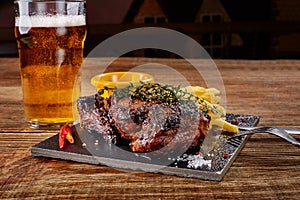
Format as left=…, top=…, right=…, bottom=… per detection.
left=266, top=128, right=300, bottom=148
left=229, top=127, right=300, bottom=148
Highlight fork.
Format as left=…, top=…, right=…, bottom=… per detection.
left=229, top=127, right=300, bottom=148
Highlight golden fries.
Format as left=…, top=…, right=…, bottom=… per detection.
left=212, top=118, right=239, bottom=133
left=185, top=86, right=221, bottom=103
left=184, top=86, right=239, bottom=133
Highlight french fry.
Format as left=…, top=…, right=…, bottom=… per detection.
left=200, top=92, right=220, bottom=104
left=185, top=86, right=206, bottom=96
left=212, top=118, right=239, bottom=133
left=184, top=86, right=238, bottom=133
left=212, top=104, right=226, bottom=116
left=184, top=86, right=221, bottom=104
left=199, top=100, right=224, bottom=120
left=206, top=88, right=220, bottom=95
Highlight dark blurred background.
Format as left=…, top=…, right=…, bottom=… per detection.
left=1, top=0, right=300, bottom=59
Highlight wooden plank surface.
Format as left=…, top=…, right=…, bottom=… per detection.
left=1, top=57, right=300, bottom=199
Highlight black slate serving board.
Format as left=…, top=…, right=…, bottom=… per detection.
left=30, top=114, right=259, bottom=181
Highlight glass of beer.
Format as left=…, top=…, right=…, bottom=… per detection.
left=14, top=0, right=87, bottom=129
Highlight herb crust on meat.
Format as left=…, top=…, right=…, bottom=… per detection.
left=77, top=83, right=211, bottom=153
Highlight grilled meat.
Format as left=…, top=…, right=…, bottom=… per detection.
left=77, top=83, right=211, bottom=153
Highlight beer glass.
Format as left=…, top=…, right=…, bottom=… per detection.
left=14, top=0, right=86, bottom=129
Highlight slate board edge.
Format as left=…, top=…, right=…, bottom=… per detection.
left=30, top=135, right=250, bottom=182
left=30, top=114, right=259, bottom=181
left=30, top=144, right=226, bottom=181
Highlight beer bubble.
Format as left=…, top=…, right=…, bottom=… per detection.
left=57, top=49, right=66, bottom=66
left=56, top=27, right=67, bottom=36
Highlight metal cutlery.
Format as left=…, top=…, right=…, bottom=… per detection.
left=229, top=126, right=300, bottom=148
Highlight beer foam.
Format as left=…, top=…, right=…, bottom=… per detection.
left=15, top=15, right=86, bottom=27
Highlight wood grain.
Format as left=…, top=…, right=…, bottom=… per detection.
left=1, top=58, right=300, bottom=199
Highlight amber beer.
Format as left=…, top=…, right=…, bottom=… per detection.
left=15, top=15, right=86, bottom=128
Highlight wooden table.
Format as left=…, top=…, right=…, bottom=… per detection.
left=1, top=57, right=300, bottom=199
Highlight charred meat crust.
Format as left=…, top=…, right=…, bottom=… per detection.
left=77, top=85, right=211, bottom=153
